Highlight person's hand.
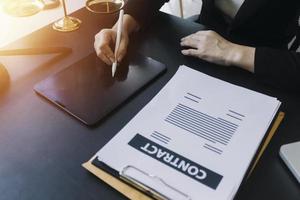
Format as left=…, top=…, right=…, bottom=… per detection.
left=180, top=30, right=255, bottom=72
left=94, top=14, right=140, bottom=66
left=181, top=30, right=235, bottom=65
left=94, top=28, right=129, bottom=66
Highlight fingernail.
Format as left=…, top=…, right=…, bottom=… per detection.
left=181, top=50, right=187, bottom=55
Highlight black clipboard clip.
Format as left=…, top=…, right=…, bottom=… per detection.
left=120, top=165, right=192, bottom=200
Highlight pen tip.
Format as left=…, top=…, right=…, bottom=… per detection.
left=112, top=62, right=117, bottom=77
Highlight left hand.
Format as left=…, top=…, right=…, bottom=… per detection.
left=180, top=30, right=234, bottom=66
left=180, top=30, right=255, bottom=72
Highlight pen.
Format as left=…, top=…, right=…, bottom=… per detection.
left=112, top=9, right=124, bottom=77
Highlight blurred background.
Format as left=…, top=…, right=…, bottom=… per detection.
left=0, top=0, right=202, bottom=48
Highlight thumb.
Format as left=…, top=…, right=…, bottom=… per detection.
left=116, top=35, right=129, bottom=63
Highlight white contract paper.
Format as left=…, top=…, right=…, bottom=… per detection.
left=92, top=65, right=281, bottom=200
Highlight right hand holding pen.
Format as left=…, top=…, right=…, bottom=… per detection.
left=94, top=28, right=129, bottom=65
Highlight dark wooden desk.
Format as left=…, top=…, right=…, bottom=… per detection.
left=0, top=8, right=300, bottom=200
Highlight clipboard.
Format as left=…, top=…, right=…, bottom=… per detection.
left=82, top=111, right=285, bottom=200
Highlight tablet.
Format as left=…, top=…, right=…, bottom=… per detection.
left=34, top=53, right=166, bottom=125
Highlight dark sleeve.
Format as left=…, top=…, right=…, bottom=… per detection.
left=124, top=0, right=169, bottom=27
left=254, top=47, right=300, bottom=92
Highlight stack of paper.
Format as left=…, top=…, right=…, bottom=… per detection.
left=88, top=65, right=281, bottom=200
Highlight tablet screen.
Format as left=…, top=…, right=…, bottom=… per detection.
left=34, top=53, right=166, bottom=125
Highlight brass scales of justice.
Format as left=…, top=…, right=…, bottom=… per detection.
left=2, top=0, right=126, bottom=32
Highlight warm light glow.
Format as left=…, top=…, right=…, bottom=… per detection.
left=0, top=0, right=86, bottom=48
left=0, top=0, right=85, bottom=81
left=1, top=0, right=44, bottom=17
left=0, top=0, right=46, bottom=48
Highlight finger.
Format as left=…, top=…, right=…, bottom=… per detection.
left=97, top=30, right=113, bottom=44
left=94, top=40, right=101, bottom=55
left=117, top=50, right=126, bottom=63
left=181, top=49, right=200, bottom=58
left=182, top=33, right=206, bottom=43
left=102, top=45, right=115, bottom=63
left=181, top=30, right=205, bottom=41
left=95, top=42, right=115, bottom=63
left=95, top=31, right=116, bottom=58
left=180, top=38, right=200, bottom=49
left=98, top=53, right=113, bottom=65
left=116, top=36, right=129, bottom=62
left=181, top=33, right=196, bottom=41
left=101, top=54, right=113, bottom=66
